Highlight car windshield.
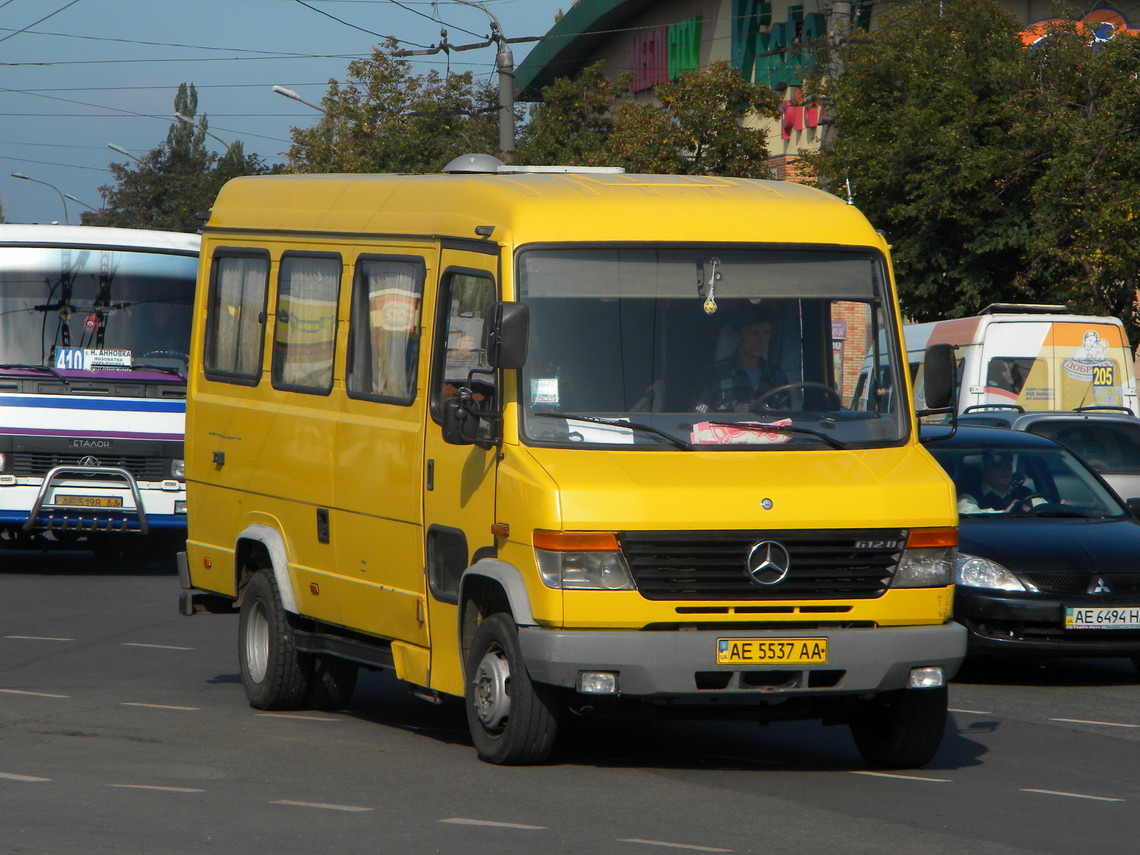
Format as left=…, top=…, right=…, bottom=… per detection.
left=0, top=244, right=196, bottom=372
left=516, top=247, right=907, bottom=450
left=1025, top=419, right=1140, bottom=475
left=927, top=444, right=1127, bottom=519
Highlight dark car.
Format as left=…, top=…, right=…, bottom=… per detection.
left=922, top=425, right=1140, bottom=671
left=955, top=406, right=1140, bottom=499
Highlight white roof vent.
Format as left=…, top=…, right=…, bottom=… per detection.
left=442, top=153, right=625, bottom=175
left=443, top=153, right=506, bottom=174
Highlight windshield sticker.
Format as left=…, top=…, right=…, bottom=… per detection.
left=1063, top=330, right=1114, bottom=383
left=691, top=419, right=793, bottom=445
left=54, top=347, right=133, bottom=371
left=530, top=378, right=560, bottom=406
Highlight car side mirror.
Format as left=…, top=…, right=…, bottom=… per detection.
left=442, top=394, right=482, bottom=446
left=1127, top=497, right=1140, bottom=520
left=922, top=343, right=956, bottom=411
left=485, top=301, right=529, bottom=370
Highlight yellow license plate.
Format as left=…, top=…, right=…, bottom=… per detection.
left=55, top=494, right=124, bottom=509
left=716, top=637, right=828, bottom=665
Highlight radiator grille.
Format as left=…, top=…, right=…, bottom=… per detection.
left=619, top=530, right=905, bottom=601
left=1024, top=573, right=1140, bottom=596
left=10, top=452, right=165, bottom=481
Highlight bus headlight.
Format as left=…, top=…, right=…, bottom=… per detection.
left=170, top=458, right=185, bottom=479
left=533, top=530, right=636, bottom=591
left=893, top=528, right=957, bottom=588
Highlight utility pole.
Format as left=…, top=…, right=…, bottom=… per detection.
left=393, top=1, right=539, bottom=163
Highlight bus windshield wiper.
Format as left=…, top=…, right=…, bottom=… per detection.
left=131, top=363, right=186, bottom=380
left=532, top=411, right=692, bottom=450
left=701, top=419, right=847, bottom=450
left=0, top=363, right=69, bottom=386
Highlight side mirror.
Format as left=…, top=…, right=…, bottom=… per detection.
left=922, top=343, right=956, bottom=411
left=485, top=301, right=529, bottom=370
left=1127, top=497, right=1140, bottom=520
left=442, top=394, right=482, bottom=446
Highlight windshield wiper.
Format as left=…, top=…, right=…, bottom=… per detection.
left=0, top=363, right=69, bottom=386
left=131, top=363, right=185, bottom=380
left=532, top=411, right=692, bottom=450
left=701, top=419, right=847, bottom=450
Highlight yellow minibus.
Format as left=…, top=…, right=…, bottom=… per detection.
left=179, top=155, right=964, bottom=768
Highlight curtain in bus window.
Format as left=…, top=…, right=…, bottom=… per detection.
left=272, top=255, right=340, bottom=393
left=347, top=258, right=423, bottom=402
left=207, top=255, right=268, bottom=378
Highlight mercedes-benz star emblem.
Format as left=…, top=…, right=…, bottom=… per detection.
left=745, top=540, right=791, bottom=586
left=78, top=456, right=101, bottom=467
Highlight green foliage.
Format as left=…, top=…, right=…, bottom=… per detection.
left=808, top=0, right=1140, bottom=343
left=86, top=83, right=271, bottom=233
left=517, top=60, right=780, bottom=177
left=284, top=40, right=498, bottom=174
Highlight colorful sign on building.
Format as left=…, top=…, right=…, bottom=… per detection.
left=631, top=16, right=703, bottom=92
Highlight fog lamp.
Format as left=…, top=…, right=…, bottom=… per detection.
left=174, top=500, right=188, bottom=514
left=908, top=666, right=944, bottom=689
left=576, top=671, right=619, bottom=695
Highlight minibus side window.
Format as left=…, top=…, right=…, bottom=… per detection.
left=432, top=272, right=496, bottom=419
left=204, top=250, right=269, bottom=385
left=346, top=256, right=425, bottom=405
left=271, top=252, right=341, bottom=395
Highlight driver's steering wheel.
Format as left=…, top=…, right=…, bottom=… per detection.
left=754, top=381, right=842, bottom=411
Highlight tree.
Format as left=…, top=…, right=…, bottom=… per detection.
left=284, top=40, right=498, bottom=174
left=86, top=83, right=271, bottom=233
left=517, top=60, right=781, bottom=177
left=808, top=0, right=1140, bottom=342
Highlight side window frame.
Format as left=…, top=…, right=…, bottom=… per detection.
left=203, top=248, right=270, bottom=387
left=430, top=267, right=498, bottom=424
left=345, top=253, right=426, bottom=407
left=270, top=250, right=342, bottom=397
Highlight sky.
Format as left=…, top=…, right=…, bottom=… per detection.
left=0, top=0, right=566, bottom=224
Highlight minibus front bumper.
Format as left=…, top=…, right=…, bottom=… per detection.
left=518, top=622, right=966, bottom=697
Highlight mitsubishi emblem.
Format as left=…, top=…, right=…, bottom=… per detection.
left=1088, top=577, right=1112, bottom=594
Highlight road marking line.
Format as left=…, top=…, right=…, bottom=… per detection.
left=1051, top=717, right=1140, bottom=729
left=0, top=772, right=51, bottom=782
left=4, top=635, right=74, bottom=642
left=1021, top=788, right=1124, bottom=803
left=619, top=839, right=732, bottom=852
left=255, top=712, right=339, bottom=722
left=0, top=688, right=69, bottom=698
left=121, top=642, right=194, bottom=651
left=949, top=708, right=993, bottom=716
left=107, top=784, right=206, bottom=793
left=271, top=800, right=372, bottom=813
left=439, top=818, right=546, bottom=830
left=121, top=702, right=202, bottom=711
left=850, top=771, right=952, bottom=783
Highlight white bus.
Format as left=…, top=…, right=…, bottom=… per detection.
left=0, top=225, right=200, bottom=563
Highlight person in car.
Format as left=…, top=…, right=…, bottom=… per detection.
left=694, top=307, right=788, bottom=414
left=958, top=451, right=1041, bottom=514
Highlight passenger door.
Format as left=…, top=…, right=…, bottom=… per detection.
left=422, top=248, right=501, bottom=695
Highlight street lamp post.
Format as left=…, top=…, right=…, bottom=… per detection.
left=272, top=85, right=325, bottom=114
left=64, top=193, right=98, bottom=212
left=10, top=172, right=69, bottom=224
left=107, top=143, right=144, bottom=165
left=174, top=112, right=232, bottom=150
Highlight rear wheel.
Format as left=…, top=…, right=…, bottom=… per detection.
left=465, top=613, right=559, bottom=765
left=849, top=686, right=948, bottom=769
left=238, top=569, right=311, bottom=710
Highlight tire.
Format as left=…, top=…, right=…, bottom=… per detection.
left=238, top=569, right=311, bottom=710
left=849, top=686, right=948, bottom=769
left=306, top=656, right=359, bottom=711
left=465, top=613, right=559, bottom=765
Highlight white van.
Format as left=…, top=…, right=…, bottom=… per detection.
left=905, top=304, right=1138, bottom=416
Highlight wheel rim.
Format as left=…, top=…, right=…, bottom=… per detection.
left=472, top=644, right=511, bottom=733
left=244, top=598, right=270, bottom=684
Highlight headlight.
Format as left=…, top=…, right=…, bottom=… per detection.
left=170, top=458, right=185, bottom=479
left=0, top=451, right=6, bottom=472
left=533, top=530, right=636, bottom=591
left=893, top=528, right=957, bottom=588
left=956, top=553, right=1034, bottom=591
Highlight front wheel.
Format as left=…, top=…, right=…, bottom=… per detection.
left=238, top=569, right=311, bottom=710
left=465, top=613, right=559, bottom=765
left=849, top=686, right=948, bottom=769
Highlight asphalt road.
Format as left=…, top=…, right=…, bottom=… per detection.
left=3, top=552, right=1140, bottom=855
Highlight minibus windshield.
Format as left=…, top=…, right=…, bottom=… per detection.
left=517, top=246, right=907, bottom=450
left=0, top=245, right=196, bottom=374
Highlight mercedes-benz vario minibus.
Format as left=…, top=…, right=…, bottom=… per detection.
left=179, top=156, right=964, bottom=768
